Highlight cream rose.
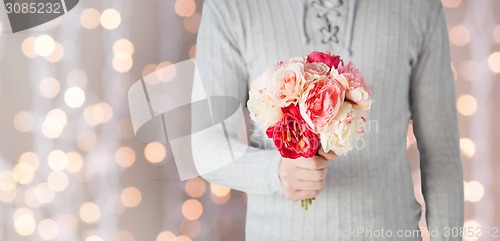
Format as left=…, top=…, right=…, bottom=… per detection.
left=319, top=102, right=367, bottom=156
left=304, top=62, right=330, bottom=80
left=346, top=87, right=372, bottom=110
left=247, top=90, right=283, bottom=129
left=269, top=62, right=306, bottom=107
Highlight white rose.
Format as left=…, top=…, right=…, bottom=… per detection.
left=346, top=87, right=372, bottom=110
left=247, top=91, right=283, bottom=129
left=319, top=102, right=367, bottom=156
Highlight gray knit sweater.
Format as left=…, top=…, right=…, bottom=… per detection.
left=196, top=0, right=464, bottom=240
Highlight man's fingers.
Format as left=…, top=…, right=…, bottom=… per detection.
left=292, top=180, right=324, bottom=191
left=318, top=148, right=337, bottom=160
left=294, top=156, right=328, bottom=170
left=292, top=167, right=327, bottom=181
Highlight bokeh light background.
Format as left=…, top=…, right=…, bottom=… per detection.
left=0, top=0, right=498, bottom=240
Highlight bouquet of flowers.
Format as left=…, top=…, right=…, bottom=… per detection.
left=247, top=51, right=372, bottom=210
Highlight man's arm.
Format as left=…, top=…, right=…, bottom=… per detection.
left=410, top=1, right=464, bottom=240
left=195, top=0, right=283, bottom=195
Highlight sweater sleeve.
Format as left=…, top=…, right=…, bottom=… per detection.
left=194, top=0, right=283, bottom=196
left=409, top=2, right=464, bottom=240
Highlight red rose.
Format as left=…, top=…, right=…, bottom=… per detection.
left=306, top=51, right=343, bottom=69
left=266, top=105, right=320, bottom=159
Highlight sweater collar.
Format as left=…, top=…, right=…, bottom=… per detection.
left=302, top=0, right=357, bottom=58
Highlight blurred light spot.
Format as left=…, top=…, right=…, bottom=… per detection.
left=464, top=181, right=484, bottom=202
left=188, top=45, right=196, bottom=59
left=21, top=37, right=37, bottom=58
left=459, top=138, right=475, bottom=158
left=48, top=171, right=69, bottom=192
left=66, top=151, right=84, bottom=173
left=38, top=219, right=59, bottom=240
left=144, top=142, right=166, bottom=164
left=441, top=0, right=461, bottom=8
left=58, top=214, right=78, bottom=234
left=210, top=183, right=231, bottom=197
left=183, top=13, right=201, bottom=33
left=175, top=235, right=192, bottom=241
left=494, top=25, right=500, bottom=44
left=456, top=94, right=477, bottom=116
left=64, top=86, right=86, bottom=108
left=19, top=152, right=40, bottom=171
left=156, top=231, right=176, bottom=241
left=84, top=103, right=114, bottom=126
left=93, top=102, right=113, bottom=124
left=40, top=77, right=61, bottom=98
left=115, top=146, right=136, bottom=168
left=458, top=60, right=480, bottom=82
left=113, top=53, right=133, bottom=73
left=0, top=171, right=16, bottom=191
left=86, top=235, right=104, bottom=241
left=121, top=186, right=142, bottom=208
left=449, top=25, right=470, bottom=46
left=14, top=208, right=36, bottom=236
left=182, top=199, right=203, bottom=220
left=13, top=163, right=35, bottom=184
left=101, top=9, right=121, bottom=30
left=487, top=52, right=500, bottom=73
left=81, top=8, right=100, bottom=29
left=46, top=42, right=64, bottom=63
left=13, top=111, right=34, bottom=133
left=142, top=64, right=157, bottom=77
left=42, top=109, right=67, bottom=139
left=175, top=0, right=196, bottom=17
left=24, top=187, right=42, bottom=208
left=67, top=68, right=88, bottom=87
left=113, top=39, right=134, bottom=56
left=34, top=35, right=56, bottom=57
left=77, top=131, right=97, bottom=152
left=48, top=150, right=68, bottom=171
left=463, top=220, right=481, bottom=241
left=185, top=178, right=206, bottom=198
left=35, top=182, right=55, bottom=204
left=210, top=191, right=231, bottom=205
left=0, top=188, right=16, bottom=203
left=180, top=219, right=200, bottom=238
left=116, top=229, right=135, bottom=241
left=153, top=61, right=176, bottom=83
left=80, top=202, right=101, bottom=224
left=118, top=118, right=135, bottom=139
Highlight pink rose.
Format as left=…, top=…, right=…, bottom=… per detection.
left=338, top=61, right=372, bottom=109
left=270, top=62, right=306, bottom=107
left=338, top=61, right=372, bottom=95
left=304, top=62, right=330, bottom=80
left=266, top=105, right=319, bottom=159
left=299, top=77, right=345, bottom=132
left=307, top=51, right=343, bottom=70
left=288, top=57, right=305, bottom=63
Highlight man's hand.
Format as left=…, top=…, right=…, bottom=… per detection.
left=278, top=149, right=337, bottom=201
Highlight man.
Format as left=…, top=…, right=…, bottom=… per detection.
left=196, top=0, right=464, bottom=240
